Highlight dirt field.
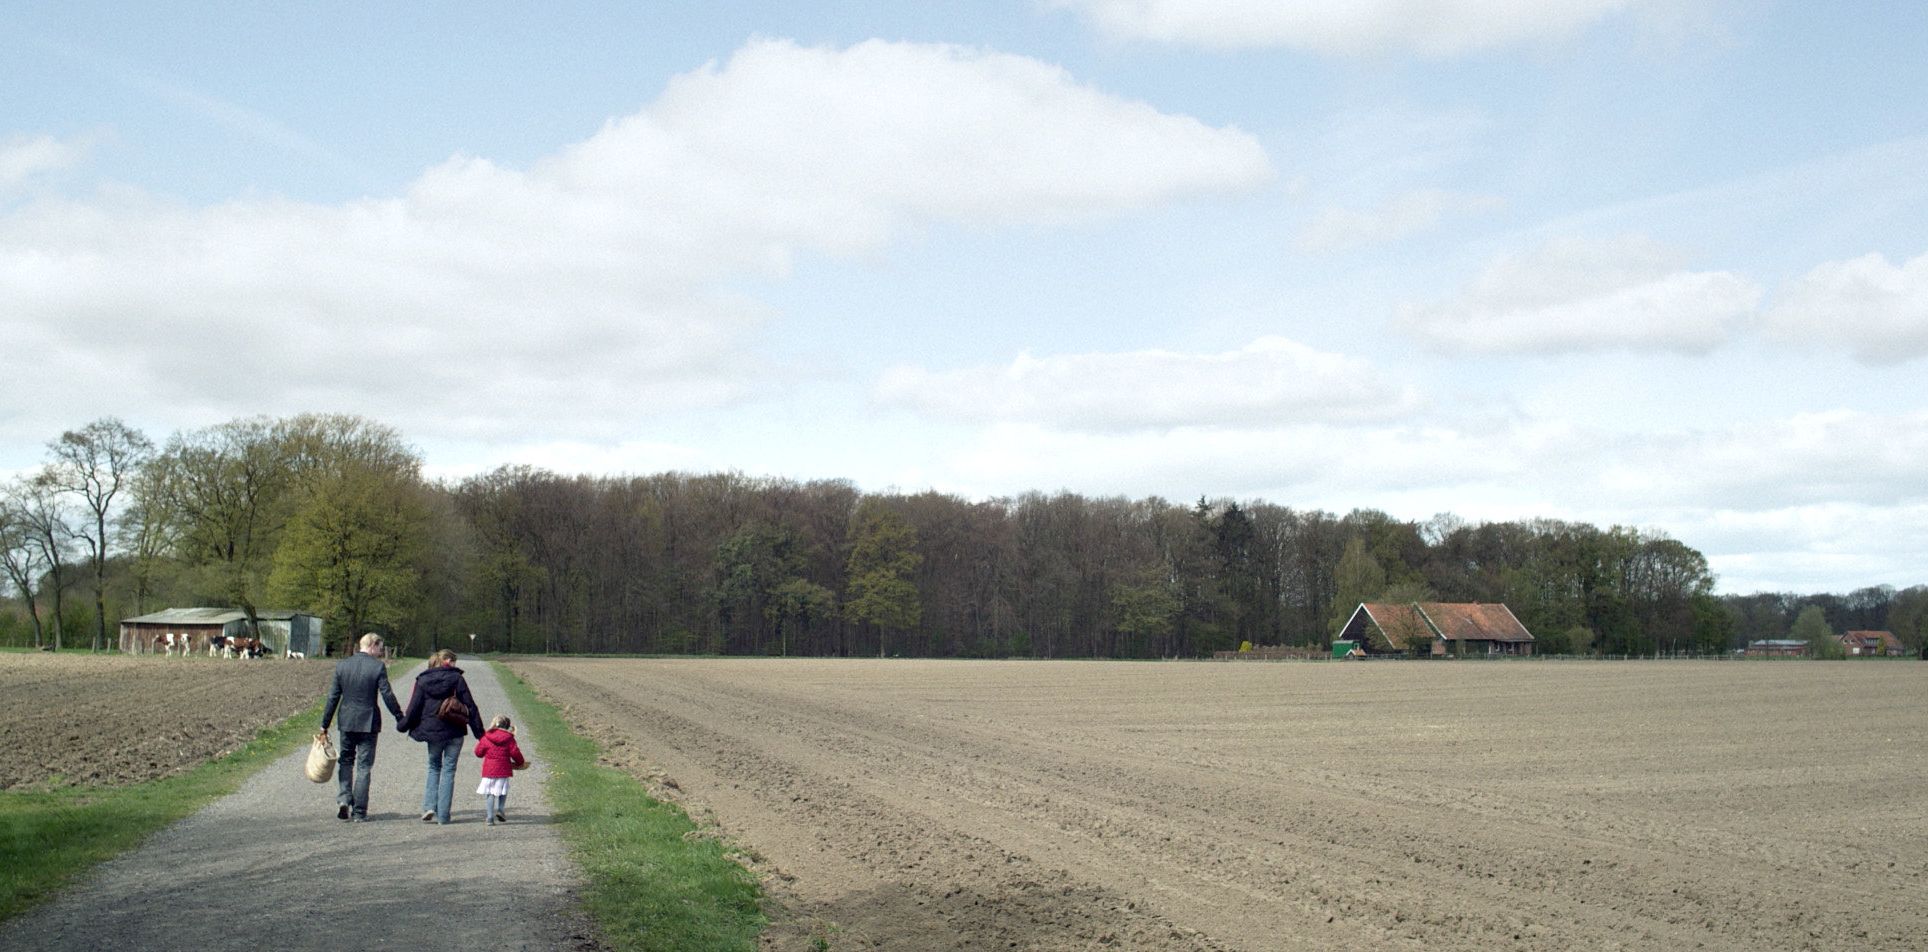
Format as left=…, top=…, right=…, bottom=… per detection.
left=510, top=657, right=1928, bottom=952
left=0, top=653, right=332, bottom=789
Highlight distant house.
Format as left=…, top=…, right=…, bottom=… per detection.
left=1840, top=630, right=1906, bottom=657
left=1744, top=639, right=1809, bottom=658
left=120, top=608, right=326, bottom=656
left=1337, top=602, right=1535, bottom=657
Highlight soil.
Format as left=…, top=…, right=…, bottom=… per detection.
left=0, top=652, right=332, bottom=788
left=509, top=657, right=1928, bottom=952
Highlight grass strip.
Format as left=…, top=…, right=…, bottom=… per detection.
left=491, top=661, right=765, bottom=952
left=0, top=699, right=324, bottom=923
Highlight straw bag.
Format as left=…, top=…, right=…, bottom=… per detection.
left=304, top=731, right=338, bottom=783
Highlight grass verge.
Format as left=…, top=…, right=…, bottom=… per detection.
left=0, top=699, right=323, bottom=923
left=491, top=661, right=765, bottom=951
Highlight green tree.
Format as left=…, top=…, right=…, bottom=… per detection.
left=1327, top=536, right=1385, bottom=639
left=844, top=502, right=922, bottom=657
left=267, top=465, right=430, bottom=651
left=1790, top=604, right=1840, bottom=658
left=767, top=577, right=836, bottom=657
left=1110, top=576, right=1181, bottom=657
left=148, top=418, right=293, bottom=628
left=714, top=523, right=808, bottom=654
left=1688, top=593, right=1738, bottom=655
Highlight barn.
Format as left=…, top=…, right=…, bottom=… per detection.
left=1338, top=602, right=1536, bottom=657
left=120, top=608, right=326, bottom=656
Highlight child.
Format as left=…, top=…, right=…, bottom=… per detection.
left=473, top=714, right=527, bottom=825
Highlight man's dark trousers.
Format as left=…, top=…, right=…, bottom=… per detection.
left=337, top=730, right=379, bottom=818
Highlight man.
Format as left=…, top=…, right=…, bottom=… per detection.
left=321, top=632, right=403, bottom=821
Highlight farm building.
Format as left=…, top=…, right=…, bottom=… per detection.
left=1839, top=630, right=1906, bottom=656
left=1744, top=639, right=1809, bottom=657
left=1337, top=602, right=1536, bottom=657
left=119, top=608, right=326, bottom=656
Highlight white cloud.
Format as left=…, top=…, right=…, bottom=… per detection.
left=1294, top=188, right=1501, bottom=252
left=876, top=337, right=1419, bottom=431
left=1051, top=0, right=1658, bottom=55
left=1689, top=504, right=1928, bottom=594
left=0, top=134, right=89, bottom=193
left=0, top=38, right=1269, bottom=444
left=1403, top=234, right=1761, bottom=355
left=1588, top=411, right=1928, bottom=514
left=926, top=419, right=1518, bottom=502
left=1765, top=250, right=1928, bottom=364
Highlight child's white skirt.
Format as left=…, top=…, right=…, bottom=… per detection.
left=477, top=776, right=511, bottom=796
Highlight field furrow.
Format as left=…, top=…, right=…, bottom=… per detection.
left=511, top=658, right=1928, bottom=951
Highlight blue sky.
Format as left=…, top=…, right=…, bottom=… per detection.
left=4, top=1, right=1925, bottom=594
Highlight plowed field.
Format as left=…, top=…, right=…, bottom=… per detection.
left=0, top=653, right=332, bottom=789
left=510, top=657, right=1927, bottom=952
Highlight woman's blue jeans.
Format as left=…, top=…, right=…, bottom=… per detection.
left=422, top=736, right=461, bottom=823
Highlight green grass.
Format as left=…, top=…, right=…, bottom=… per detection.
left=491, top=661, right=765, bottom=952
left=0, top=699, right=323, bottom=923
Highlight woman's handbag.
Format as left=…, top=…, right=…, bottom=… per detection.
left=304, top=731, right=338, bottom=783
left=436, top=694, right=471, bottom=725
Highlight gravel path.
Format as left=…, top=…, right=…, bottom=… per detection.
left=0, top=661, right=598, bottom=952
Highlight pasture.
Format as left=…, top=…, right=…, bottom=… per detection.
left=510, top=657, right=1927, bottom=952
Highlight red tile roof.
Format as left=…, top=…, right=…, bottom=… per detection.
left=1417, top=602, right=1535, bottom=643
left=1359, top=602, right=1432, bottom=650
left=1352, top=601, right=1535, bottom=648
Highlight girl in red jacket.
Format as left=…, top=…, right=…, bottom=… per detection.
left=474, top=714, right=527, bottom=825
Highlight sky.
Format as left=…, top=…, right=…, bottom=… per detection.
left=3, top=1, right=1925, bottom=595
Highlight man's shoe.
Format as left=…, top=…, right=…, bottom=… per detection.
left=495, top=813, right=507, bottom=823
left=338, top=805, right=349, bottom=820
left=421, top=811, right=435, bottom=822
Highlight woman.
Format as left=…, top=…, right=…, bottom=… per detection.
left=397, top=648, right=485, bottom=824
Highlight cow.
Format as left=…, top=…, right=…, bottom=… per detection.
left=153, top=632, right=191, bottom=657
left=285, top=649, right=306, bottom=660
left=225, top=636, right=267, bottom=659
left=208, top=634, right=228, bottom=658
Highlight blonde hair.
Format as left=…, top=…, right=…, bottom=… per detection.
left=488, top=714, right=513, bottom=732
left=432, top=648, right=458, bottom=667
left=358, top=632, right=384, bottom=651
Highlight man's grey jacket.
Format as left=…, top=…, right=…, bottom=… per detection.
left=322, top=652, right=403, bottom=733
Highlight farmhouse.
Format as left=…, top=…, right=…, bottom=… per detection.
left=1839, top=630, right=1906, bottom=656
left=119, top=608, right=326, bottom=657
left=1337, top=602, right=1535, bottom=657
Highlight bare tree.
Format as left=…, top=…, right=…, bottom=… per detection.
left=46, top=418, right=154, bottom=651
left=117, top=464, right=181, bottom=615
left=12, top=476, right=76, bottom=649
left=0, top=495, right=48, bottom=647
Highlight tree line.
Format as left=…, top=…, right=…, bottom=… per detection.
left=3, top=414, right=1922, bottom=658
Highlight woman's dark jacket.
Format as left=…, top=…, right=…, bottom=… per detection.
left=397, top=664, right=485, bottom=742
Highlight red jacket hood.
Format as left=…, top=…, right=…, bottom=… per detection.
left=475, top=728, right=526, bottom=778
